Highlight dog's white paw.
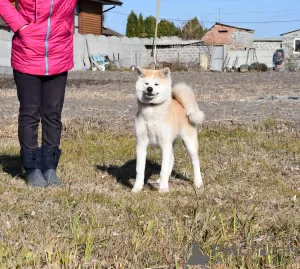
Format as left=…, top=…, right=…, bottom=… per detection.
left=194, top=181, right=203, bottom=189
left=131, top=185, right=143, bottom=193
left=159, top=188, right=169, bottom=193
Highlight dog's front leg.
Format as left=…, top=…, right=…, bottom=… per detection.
left=132, top=140, right=148, bottom=193
left=159, top=144, right=173, bottom=192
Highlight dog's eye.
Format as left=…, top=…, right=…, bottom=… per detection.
left=154, top=83, right=159, bottom=86
left=145, top=82, right=149, bottom=85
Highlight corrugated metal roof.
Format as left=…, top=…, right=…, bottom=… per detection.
left=213, top=22, right=254, bottom=32
left=280, top=29, right=300, bottom=36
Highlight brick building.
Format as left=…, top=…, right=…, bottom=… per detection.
left=202, top=22, right=254, bottom=50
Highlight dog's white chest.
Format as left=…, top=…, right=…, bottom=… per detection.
left=137, top=104, right=171, bottom=147
left=145, top=120, right=162, bottom=146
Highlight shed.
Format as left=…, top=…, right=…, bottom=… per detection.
left=202, top=22, right=254, bottom=50
left=77, top=0, right=123, bottom=35
left=280, top=29, right=300, bottom=56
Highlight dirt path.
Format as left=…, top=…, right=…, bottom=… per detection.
left=1, top=71, right=300, bottom=131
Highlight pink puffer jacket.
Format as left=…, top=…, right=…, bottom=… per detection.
left=0, top=0, right=77, bottom=75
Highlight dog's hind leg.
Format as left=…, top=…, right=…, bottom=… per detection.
left=181, top=128, right=203, bottom=188
left=132, top=140, right=148, bottom=193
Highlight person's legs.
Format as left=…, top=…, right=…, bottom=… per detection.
left=41, top=72, right=68, bottom=186
left=14, top=70, right=42, bottom=149
left=13, top=69, right=47, bottom=187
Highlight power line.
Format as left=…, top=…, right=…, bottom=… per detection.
left=109, top=9, right=299, bottom=17
left=212, top=19, right=300, bottom=24
left=197, top=9, right=298, bottom=15
left=108, top=11, right=300, bottom=24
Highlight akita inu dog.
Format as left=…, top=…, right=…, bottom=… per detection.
left=132, top=66, right=205, bottom=193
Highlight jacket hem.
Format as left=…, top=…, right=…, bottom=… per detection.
left=12, top=62, right=74, bottom=76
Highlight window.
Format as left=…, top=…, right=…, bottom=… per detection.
left=218, top=30, right=228, bottom=33
left=294, top=38, right=300, bottom=53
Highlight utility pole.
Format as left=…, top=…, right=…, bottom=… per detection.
left=153, top=0, right=160, bottom=68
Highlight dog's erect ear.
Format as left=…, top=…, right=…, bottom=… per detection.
left=160, top=67, right=170, bottom=78
left=131, top=65, right=145, bottom=78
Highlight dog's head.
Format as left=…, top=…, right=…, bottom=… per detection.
left=133, top=66, right=172, bottom=105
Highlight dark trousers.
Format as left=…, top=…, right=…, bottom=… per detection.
left=13, top=69, right=68, bottom=150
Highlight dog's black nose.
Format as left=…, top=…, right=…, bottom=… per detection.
left=147, top=87, right=153, bottom=93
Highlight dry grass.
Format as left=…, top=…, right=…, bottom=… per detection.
left=0, top=119, right=300, bottom=268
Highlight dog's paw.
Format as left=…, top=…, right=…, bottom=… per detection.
left=131, top=185, right=143, bottom=193
left=194, top=181, right=204, bottom=189
left=159, top=188, right=169, bottom=193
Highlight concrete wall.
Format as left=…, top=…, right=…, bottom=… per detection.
left=0, top=30, right=13, bottom=74
left=226, top=50, right=275, bottom=68
left=253, top=41, right=282, bottom=51
left=0, top=30, right=213, bottom=72
left=146, top=45, right=205, bottom=66
left=1, top=28, right=299, bottom=73
left=0, top=31, right=149, bottom=73
left=72, top=34, right=148, bottom=70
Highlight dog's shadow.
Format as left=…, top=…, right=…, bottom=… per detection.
left=0, top=154, right=23, bottom=178
left=96, top=159, right=189, bottom=189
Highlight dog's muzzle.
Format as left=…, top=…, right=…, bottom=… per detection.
left=144, top=91, right=158, bottom=99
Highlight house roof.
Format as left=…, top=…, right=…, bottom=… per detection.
left=91, top=0, right=123, bottom=5
left=280, top=29, right=300, bottom=36
left=102, top=27, right=123, bottom=37
left=211, top=22, right=254, bottom=32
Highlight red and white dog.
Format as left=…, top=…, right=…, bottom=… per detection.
left=132, top=67, right=205, bottom=193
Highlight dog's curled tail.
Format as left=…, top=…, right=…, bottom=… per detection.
left=172, top=83, right=205, bottom=125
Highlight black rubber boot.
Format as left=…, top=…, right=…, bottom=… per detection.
left=20, top=148, right=47, bottom=188
left=42, top=147, right=65, bottom=186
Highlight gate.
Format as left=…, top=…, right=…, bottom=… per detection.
left=211, top=45, right=224, bottom=71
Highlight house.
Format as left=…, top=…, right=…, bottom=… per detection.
left=202, top=22, right=254, bottom=51
left=0, top=0, right=123, bottom=36
left=280, top=29, right=300, bottom=57
left=76, top=0, right=123, bottom=35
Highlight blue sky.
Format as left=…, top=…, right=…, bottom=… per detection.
left=105, top=0, right=300, bottom=38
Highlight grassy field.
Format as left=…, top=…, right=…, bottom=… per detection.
left=0, top=119, right=300, bottom=269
